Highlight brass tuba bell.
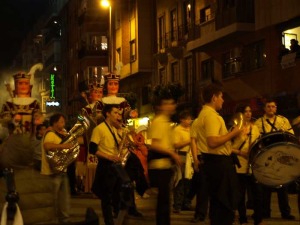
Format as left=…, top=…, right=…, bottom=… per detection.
left=46, top=114, right=90, bottom=173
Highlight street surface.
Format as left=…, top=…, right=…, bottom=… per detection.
left=68, top=189, right=300, bottom=225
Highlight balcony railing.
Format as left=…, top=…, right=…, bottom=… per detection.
left=157, top=23, right=201, bottom=52
left=78, top=45, right=108, bottom=59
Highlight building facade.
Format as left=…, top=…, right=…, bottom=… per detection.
left=154, top=0, right=300, bottom=119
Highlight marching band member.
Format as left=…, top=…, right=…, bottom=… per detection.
left=231, top=104, right=265, bottom=225
left=254, top=98, right=295, bottom=220
left=89, top=103, right=132, bottom=225
left=148, top=83, right=183, bottom=225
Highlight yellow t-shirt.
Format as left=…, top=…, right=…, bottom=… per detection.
left=148, top=114, right=175, bottom=169
left=254, top=115, right=294, bottom=134
left=173, top=124, right=190, bottom=153
left=90, top=122, right=120, bottom=156
left=196, top=105, right=232, bottom=155
left=41, top=131, right=62, bottom=175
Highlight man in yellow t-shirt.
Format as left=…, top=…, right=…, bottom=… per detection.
left=194, top=83, right=242, bottom=225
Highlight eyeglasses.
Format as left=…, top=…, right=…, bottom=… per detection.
left=266, top=105, right=277, bottom=108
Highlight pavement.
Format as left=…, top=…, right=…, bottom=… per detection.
left=68, top=189, right=300, bottom=225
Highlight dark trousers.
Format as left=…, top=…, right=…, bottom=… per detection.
left=67, top=161, right=77, bottom=194
left=237, top=174, right=264, bottom=225
left=173, top=178, right=191, bottom=210
left=186, top=156, right=209, bottom=219
left=149, top=168, right=173, bottom=225
left=262, top=185, right=291, bottom=217
left=203, top=154, right=239, bottom=225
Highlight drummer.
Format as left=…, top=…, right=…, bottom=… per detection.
left=254, top=98, right=295, bottom=220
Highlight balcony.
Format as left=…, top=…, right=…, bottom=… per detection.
left=78, top=45, right=108, bottom=59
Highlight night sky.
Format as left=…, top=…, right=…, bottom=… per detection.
left=0, top=0, right=48, bottom=70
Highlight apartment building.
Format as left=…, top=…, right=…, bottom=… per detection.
left=155, top=0, right=300, bottom=118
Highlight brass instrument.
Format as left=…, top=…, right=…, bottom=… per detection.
left=117, top=127, right=137, bottom=167
left=229, top=112, right=244, bottom=130
left=46, top=114, right=90, bottom=173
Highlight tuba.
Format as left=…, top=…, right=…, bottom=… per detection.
left=46, top=114, right=90, bottom=173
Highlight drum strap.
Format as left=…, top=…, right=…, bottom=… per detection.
left=261, top=116, right=277, bottom=134
left=238, top=127, right=252, bottom=151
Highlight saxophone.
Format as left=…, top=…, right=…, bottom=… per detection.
left=117, top=126, right=136, bottom=167
left=46, top=114, right=90, bottom=173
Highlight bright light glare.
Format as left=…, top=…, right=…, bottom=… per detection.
left=101, top=0, right=110, bottom=8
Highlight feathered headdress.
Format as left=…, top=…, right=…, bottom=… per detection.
left=152, top=83, right=184, bottom=106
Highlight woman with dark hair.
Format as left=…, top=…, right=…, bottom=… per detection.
left=231, top=104, right=265, bottom=225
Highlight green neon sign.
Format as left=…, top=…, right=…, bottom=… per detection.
left=50, top=73, right=55, bottom=99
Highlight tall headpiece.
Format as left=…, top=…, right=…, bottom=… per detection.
left=88, top=76, right=104, bottom=90
left=13, top=72, right=31, bottom=81
left=104, top=73, right=121, bottom=82
left=13, top=63, right=43, bottom=84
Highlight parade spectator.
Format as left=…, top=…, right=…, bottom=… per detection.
left=290, top=39, right=300, bottom=53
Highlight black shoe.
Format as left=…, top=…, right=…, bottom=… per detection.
left=282, top=214, right=295, bottom=220
left=128, top=209, right=143, bottom=217
left=190, top=215, right=205, bottom=223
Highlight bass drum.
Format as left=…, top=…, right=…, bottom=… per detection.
left=249, top=131, right=300, bottom=187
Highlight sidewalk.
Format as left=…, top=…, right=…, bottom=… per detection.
left=69, top=190, right=300, bottom=225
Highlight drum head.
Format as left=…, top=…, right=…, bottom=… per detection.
left=251, top=142, right=300, bottom=187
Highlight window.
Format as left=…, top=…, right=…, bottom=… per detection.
left=183, top=1, right=192, bottom=34
left=223, top=47, right=242, bottom=78
left=243, top=41, right=265, bottom=71
left=158, top=15, right=165, bottom=50
left=171, top=62, right=179, bottom=82
left=130, top=40, right=136, bottom=62
left=200, top=6, right=214, bottom=24
left=170, top=9, right=178, bottom=42
left=201, top=59, right=213, bottom=81
left=90, top=35, right=107, bottom=50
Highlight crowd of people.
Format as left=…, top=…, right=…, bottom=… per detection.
left=1, top=64, right=300, bottom=225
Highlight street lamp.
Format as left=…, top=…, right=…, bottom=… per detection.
left=101, top=0, right=112, bottom=72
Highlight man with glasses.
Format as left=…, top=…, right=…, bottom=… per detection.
left=254, top=98, right=295, bottom=220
